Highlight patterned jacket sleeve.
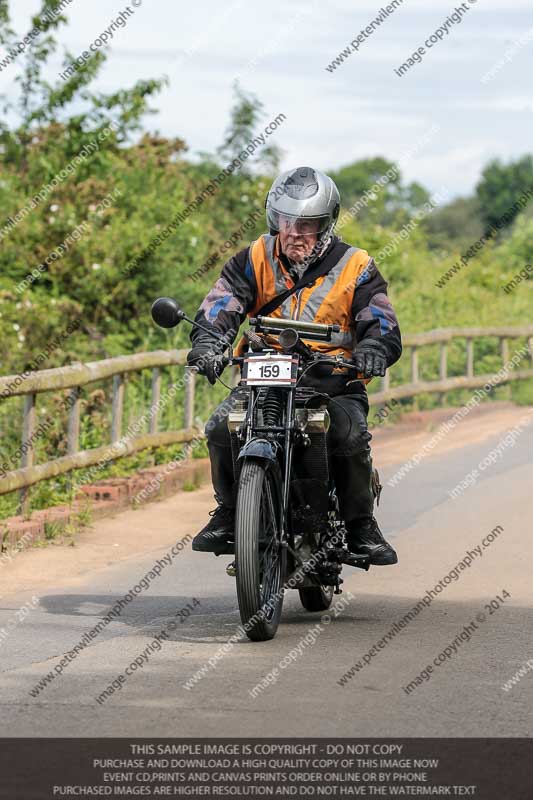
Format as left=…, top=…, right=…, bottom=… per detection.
left=191, top=247, right=257, bottom=346
left=351, top=257, right=402, bottom=367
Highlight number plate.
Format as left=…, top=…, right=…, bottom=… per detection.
left=242, top=353, right=298, bottom=386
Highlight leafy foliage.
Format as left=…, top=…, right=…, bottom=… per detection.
left=423, top=196, right=484, bottom=252
left=476, top=155, right=533, bottom=233
left=330, top=156, right=431, bottom=224
left=216, top=83, right=283, bottom=175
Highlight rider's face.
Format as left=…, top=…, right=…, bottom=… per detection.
left=278, top=216, right=320, bottom=263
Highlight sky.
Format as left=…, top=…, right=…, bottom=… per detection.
left=3, top=0, right=533, bottom=200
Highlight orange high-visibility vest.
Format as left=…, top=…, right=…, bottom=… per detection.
left=243, top=234, right=371, bottom=359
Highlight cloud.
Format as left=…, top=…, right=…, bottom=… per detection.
left=1, top=0, right=531, bottom=197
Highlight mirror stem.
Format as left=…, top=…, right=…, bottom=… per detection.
left=185, top=315, right=231, bottom=343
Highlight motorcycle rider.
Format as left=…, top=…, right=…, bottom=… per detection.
left=187, top=166, right=402, bottom=565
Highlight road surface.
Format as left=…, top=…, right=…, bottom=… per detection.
left=1, top=402, right=532, bottom=736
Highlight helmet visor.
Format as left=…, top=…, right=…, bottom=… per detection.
left=267, top=209, right=331, bottom=237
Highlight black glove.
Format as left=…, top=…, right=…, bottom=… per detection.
left=352, top=338, right=388, bottom=378
left=187, top=336, right=228, bottom=385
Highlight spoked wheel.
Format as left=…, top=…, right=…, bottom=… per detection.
left=235, top=459, right=285, bottom=641
left=298, top=584, right=334, bottom=612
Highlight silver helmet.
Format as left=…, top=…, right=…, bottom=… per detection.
left=265, top=166, right=340, bottom=263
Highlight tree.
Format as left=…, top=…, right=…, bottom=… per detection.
left=216, top=83, right=282, bottom=175
left=0, top=0, right=172, bottom=369
left=423, top=196, right=484, bottom=251
left=476, top=155, right=533, bottom=233
left=0, top=1, right=166, bottom=164
left=329, top=157, right=430, bottom=223
left=0, top=3, right=269, bottom=374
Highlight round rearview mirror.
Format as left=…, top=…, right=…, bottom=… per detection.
left=151, top=297, right=186, bottom=329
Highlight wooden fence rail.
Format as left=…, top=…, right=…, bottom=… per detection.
left=1, top=327, right=533, bottom=511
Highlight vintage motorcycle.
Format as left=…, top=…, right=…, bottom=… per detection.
left=152, top=297, right=374, bottom=642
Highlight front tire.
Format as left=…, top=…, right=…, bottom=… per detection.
left=235, top=459, right=284, bottom=641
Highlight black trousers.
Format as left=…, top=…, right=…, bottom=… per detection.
left=205, top=389, right=375, bottom=524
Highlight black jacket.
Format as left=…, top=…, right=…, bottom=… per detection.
left=191, top=235, right=402, bottom=399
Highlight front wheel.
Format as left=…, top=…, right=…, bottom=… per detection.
left=235, top=459, right=285, bottom=641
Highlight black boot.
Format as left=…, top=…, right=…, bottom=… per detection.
left=346, top=516, right=398, bottom=565
left=332, top=448, right=397, bottom=566
left=192, top=505, right=235, bottom=554
left=331, top=448, right=375, bottom=523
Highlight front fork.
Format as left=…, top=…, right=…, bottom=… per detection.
left=281, top=390, right=295, bottom=533
left=235, top=386, right=295, bottom=546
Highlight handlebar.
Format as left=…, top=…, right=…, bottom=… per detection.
left=150, top=297, right=361, bottom=380
left=250, top=316, right=341, bottom=342
left=239, top=325, right=359, bottom=374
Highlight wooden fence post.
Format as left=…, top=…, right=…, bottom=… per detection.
left=466, top=339, right=474, bottom=378
left=149, top=368, right=161, bottom=435
left=439, top=344, right=448, bottom=381
left=379, top=373, right=390, bottom=416
left=438, top=343, right=448, bottom=406
left=111, top=374, right=125, bottom=444
left=410, top=347, right=419, bottom=410
left=18, top=393, right=36, bottom=518
left=501, top=338, right=509, bottom=366
left=183, top=369, right=195, bottom=430
left=67, top=387, right=81, bottom=455
left=411, top=347, right=419, bottom=384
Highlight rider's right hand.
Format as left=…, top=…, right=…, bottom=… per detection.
left=187, top=337, right=227, bottom=385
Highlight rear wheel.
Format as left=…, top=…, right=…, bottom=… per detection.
left=235, top=459, right=285, bottom=641
left=298, top=584, right=334, bottom=612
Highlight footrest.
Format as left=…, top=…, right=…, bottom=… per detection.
left=338, top=549, right=371, bottom=571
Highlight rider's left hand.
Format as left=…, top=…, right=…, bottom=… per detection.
left=352, top=338, right=388, bottom=378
